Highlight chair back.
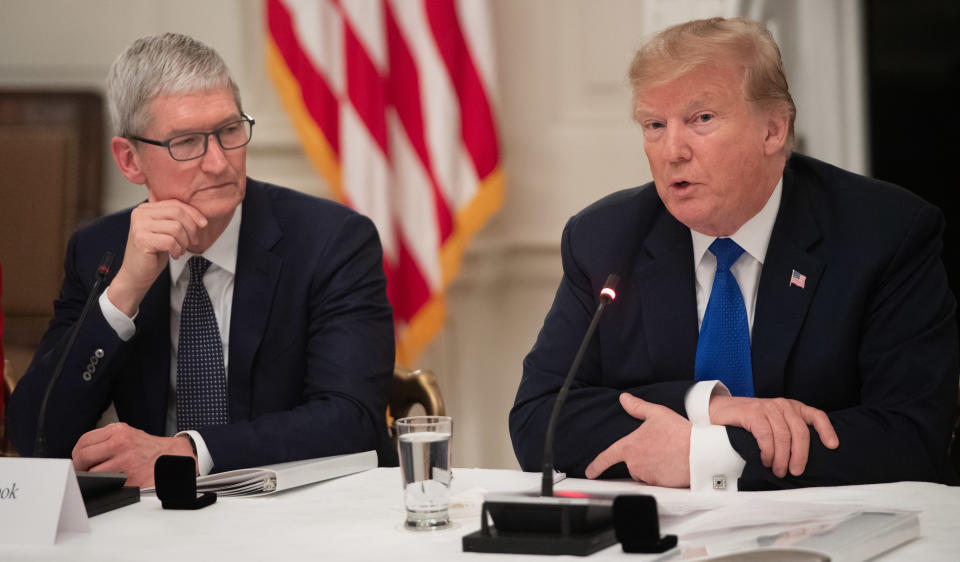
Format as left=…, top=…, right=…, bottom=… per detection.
left=390, top=366, right=445, bottom=425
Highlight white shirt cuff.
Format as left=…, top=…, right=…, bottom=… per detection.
left=689, top=425, right=746, bottom=491
left=685, top=381, right=744, bottom=491
left=178, top=430, right=214, bottom=476
left=684, top=380, right=729, bottom=426
left=99, top=289, right=137, bottom=341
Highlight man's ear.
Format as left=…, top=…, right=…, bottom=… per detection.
left=763, top=105, right=791, bottom=156
left=111, top=136, right=147, bottom=184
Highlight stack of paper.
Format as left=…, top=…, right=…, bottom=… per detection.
left=143, top=450, right=377, bottom=497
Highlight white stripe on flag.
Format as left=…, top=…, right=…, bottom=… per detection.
left=341, top=104, right=396, bottom=261
left=455, top=0, right=499, bottom=107
left=388, top=109, right=442, bottom=290
left=340, top=0, right=386, bottom=71
left=389, top=0, right=465, bottom=209
left=282, top=0, right=345, bottom=96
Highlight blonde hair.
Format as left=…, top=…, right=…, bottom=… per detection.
left=629, top=17, right=795, bottom=152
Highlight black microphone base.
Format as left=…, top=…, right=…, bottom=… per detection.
left=78, top=472, right=140, bottom=517
left=462, top=494, right=618, bottom=556
left=462, top=525, right=617, bottom=556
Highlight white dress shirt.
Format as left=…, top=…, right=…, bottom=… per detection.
left=684, top=181, right=782, bottom=491
left=99, top=205, right=242, bottom=476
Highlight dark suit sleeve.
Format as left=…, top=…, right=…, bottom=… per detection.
left=510, top=217, right=695, bottom=478
left=732, top=204, right=959, bottom=489
left=7, top=234, right=129, bottom=456
left=196, top=213, right=395, bottom=470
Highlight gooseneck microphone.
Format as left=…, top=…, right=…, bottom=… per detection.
left=34, top=251, right=114, bottom=458
left=464, top=273, right=677, bottom=555
left=541, top=274, right=619, bottom=497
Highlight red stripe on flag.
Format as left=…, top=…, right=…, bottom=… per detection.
left=425, top=0, right=499, bottom=179
left=267, top=0, right=340, bottom=158
left=343, top=18, right=389, bottom=154
left=384, top=2, right=454, bottom=241
left=385, top=235, right=431, bottom=323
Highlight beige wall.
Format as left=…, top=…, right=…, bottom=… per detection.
left=0, top=0, right=864, bottom=470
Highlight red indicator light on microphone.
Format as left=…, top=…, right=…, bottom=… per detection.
left=554, top=490, right=591, bottom=499
left=600, top=287, right=616, bottom=301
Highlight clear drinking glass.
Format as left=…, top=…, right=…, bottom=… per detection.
left=396, top=415, right=453, bottom=530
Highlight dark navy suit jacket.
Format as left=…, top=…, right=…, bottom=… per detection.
left=9, top=179, right=396, bottom=471
left=510, top=154, right=959, bottom=490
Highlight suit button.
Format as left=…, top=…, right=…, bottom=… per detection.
left=82, top=372, right=92, bottom=382
left=90, top=356, right=99, bottom=365
left=94, top=348, right=105, bottom=359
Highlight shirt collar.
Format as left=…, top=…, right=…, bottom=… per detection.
left=691, top=178, right=782, bottom=266
left=169, top=203, right=242, bottom=284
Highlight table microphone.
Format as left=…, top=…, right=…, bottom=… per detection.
left=540, top=274, right=619, bottom=497
left=465, top=274, right=633, bottom=556
left=33, top=250, right=114, bottom=458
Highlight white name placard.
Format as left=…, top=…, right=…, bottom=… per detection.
left=0, top=457, right=90, bottom=544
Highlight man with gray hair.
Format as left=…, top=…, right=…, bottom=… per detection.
left=8, top=33, right=395, bottom=486
left=510, top=17, right=958, bottom=490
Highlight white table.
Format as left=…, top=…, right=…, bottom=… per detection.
left=3, top=468, right=958, bottom=561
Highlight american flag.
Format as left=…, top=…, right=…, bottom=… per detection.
left=790, top=269, right=807, bottom=289
left=266, top=0, right=503, bottom=363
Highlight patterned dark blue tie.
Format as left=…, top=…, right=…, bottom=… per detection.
left=694, top=238, right=755, bottom=397
left=176, top=256, right=230, bottom=431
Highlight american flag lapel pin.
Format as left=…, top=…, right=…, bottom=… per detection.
left=790, top=269, right=807, bottom=289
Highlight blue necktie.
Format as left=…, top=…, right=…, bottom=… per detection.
left=695, top=238, right=755, bottom=397
left=176, top=256, right=230, bottom=431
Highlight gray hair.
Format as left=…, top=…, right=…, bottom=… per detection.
left=106, top=32, right=242, bottom=137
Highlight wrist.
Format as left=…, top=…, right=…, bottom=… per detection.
left=106, top=271, right=148, bottom=317
left=171, top=435, right=198, bottom=462
left=708, top=394, right=733, bottom=424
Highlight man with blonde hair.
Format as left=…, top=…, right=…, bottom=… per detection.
left=511, top=17, right=958, bottom=490
left=9, top=33, right=395, bottom=486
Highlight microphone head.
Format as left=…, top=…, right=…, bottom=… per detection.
left=97, top=251, right=115, bottom=277
left=600, top=274, right=620, bottom=302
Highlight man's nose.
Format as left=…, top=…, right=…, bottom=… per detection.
left=199, top=135, right=229, bottom=172
left=663, top=126, right=692, bottom=163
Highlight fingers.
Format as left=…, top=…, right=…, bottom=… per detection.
left=73, top=437, right=115, bottom=472
left=750, top=414, right=775, bottom=470
left=802, top=406, right=839, bottom=449
left=586, top=394, right=647, bottom=478
left=712, top=396, right=838, bottom=479
left=585, top=438, right=625, bottom=479
left=130, top=200, right=208, bottom=258
left=766, top=405, right=793, bottom=478
left=784, top=407, right=810, bottom=477
left=619, top=393, right=661, bottom=420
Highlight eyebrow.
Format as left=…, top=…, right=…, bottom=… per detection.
left=166, top=114, right=242, bottom=137
left=634, top=93, right=724, bottom=121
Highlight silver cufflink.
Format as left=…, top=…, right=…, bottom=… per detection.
left=712, top=475, right=727, bottom=490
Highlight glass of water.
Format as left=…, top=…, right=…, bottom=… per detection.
left=396, top=415, right=453, bottom=530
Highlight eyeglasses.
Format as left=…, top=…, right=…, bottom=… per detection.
left=130, top=113, right=255, bottom=161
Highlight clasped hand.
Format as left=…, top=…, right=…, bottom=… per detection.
left=585, top=393, right=692, bottom=487
left=72, top=422, right=197, bottom=488
left=708, top=395, right=839, bottom=478
left=585, top=393, right=840, bottom=487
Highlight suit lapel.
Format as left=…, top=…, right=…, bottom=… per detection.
left=635, top=209, right=700, bottom=379
left=227, top=181, right=282, bottom=422
left=137, top=267, right=171, bottom=434
left=751, top=167, right=824, bottom=397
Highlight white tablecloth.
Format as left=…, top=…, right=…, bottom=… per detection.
left=3, top=468, right=958, bottom=561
